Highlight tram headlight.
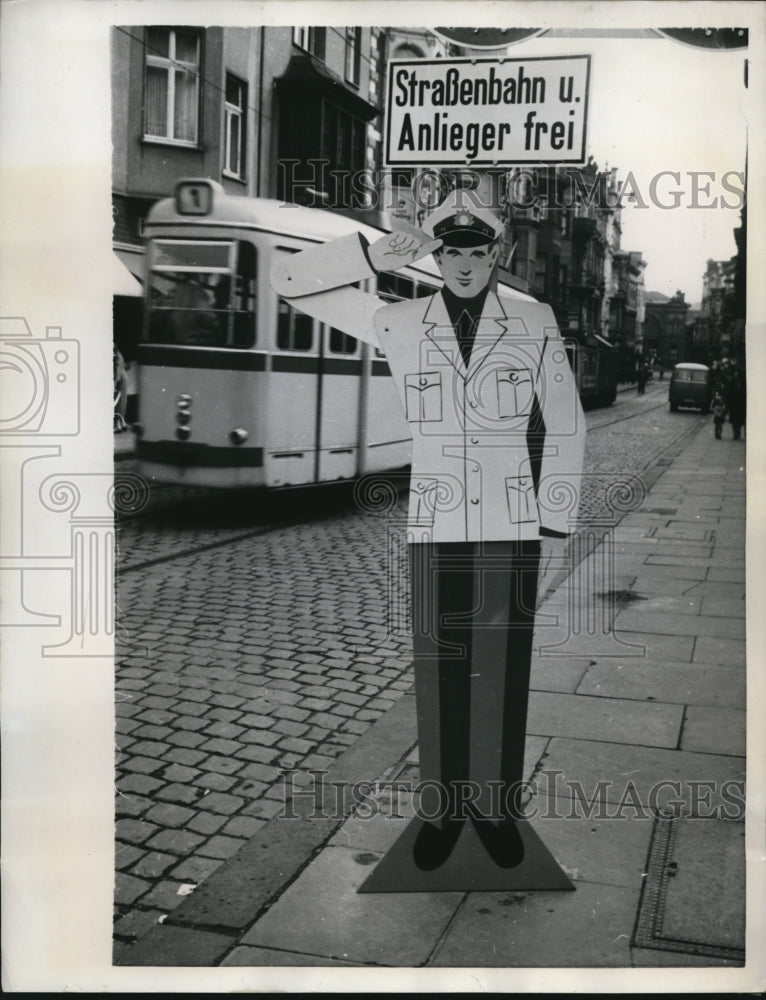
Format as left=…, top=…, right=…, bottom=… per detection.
left=176, top=394, right=192, bottom=433
left=229, top=428, right=249, bottom=445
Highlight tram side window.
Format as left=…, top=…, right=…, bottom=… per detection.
left=232, top=241, right=257, bottom=347
left=277, top=299, right=313, bottom=351
left=329, top=329, right=358, bottom=354
left=377, top=272, right=415, bottom=303
left=146, top=239, right=256, bottom=348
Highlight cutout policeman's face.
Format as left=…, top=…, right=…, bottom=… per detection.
left=436, top=243, right=499, bottom=299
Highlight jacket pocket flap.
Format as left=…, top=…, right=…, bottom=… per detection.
left=406, top=371, right=441, bottom=391
left=497, top=367, right=532, bottom=386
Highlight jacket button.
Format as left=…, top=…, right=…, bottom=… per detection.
left=471, top=437, right=478, bottom=444
left=420, top=377, right=427, bottom=386
left=471, top=498, right=479, bottom=505
left=469, top=401, right=477, bottom=408
left=510, top=372, right=517, bottom=381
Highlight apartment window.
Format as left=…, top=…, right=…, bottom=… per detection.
left=293, top=26, right=326, bottom=60
left=144, top=28, right=201, bottom=145
left=345, top=27, right=362, bottom=87
left=535, top=256, right=548, bottom=297
left=223, top=74, right=247, bottom=179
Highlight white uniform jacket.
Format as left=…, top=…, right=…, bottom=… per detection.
left=272, top=233, right=586, bottom=544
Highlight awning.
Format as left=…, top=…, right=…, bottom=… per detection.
left=275, top=52, right=380, bottom=121
left=114, top=249, right=144, bottom=297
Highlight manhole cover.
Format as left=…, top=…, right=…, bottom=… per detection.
left=633, top=817, right=745, bottom=962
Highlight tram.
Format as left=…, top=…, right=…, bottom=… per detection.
left=566, top=340, right=618, bottom=409
left=133, top=177, right=543, bottom=489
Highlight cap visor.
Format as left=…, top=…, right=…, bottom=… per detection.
left=438, top=230, right=498, bottom=248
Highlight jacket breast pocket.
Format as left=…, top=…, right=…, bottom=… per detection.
left=497, top=368, right=533, bottom=417
left=505, top=475, right=538, bottom=524
left=410, top=478, right=439, bottom=526
left=405, top=372, right=442, bottom=423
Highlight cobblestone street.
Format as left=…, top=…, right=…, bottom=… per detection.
left=113, top=381, right=708, bottom=952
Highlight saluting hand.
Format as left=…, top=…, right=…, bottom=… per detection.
left=368, top=232, right=443, bottom=273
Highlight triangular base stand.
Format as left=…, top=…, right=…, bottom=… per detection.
left=357, top=817, right=575, bottom=893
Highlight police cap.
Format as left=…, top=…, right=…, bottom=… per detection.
left=422, top=189, right=505, bottom=248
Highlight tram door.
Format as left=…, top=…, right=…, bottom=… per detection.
left=316, top=323, right=363, bottom=482
left=266, top=296, right=322, bottom=487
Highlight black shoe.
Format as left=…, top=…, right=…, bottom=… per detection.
left=472, top=817, right=525, bottom=869
left=412, top=819, right=464, bottom=871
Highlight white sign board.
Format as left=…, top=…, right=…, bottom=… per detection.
left=384, top=55, right=590, bottom=166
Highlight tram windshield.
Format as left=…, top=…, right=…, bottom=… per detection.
left=146, top=239, right=257, bottom=348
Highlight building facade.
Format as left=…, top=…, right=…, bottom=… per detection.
left=694, top=254, right=745, bottom=365
left=643, top=291, right=692, bottom=368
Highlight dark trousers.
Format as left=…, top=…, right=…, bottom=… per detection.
left=409, top=541, right=541, bottom=828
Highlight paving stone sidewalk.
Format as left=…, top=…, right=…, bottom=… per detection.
left=116, top=418, right=748, bottom=970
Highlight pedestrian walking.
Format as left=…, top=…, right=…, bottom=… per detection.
left=113, top=345, right=128, bottom=432
left=637, top=362, right=647, bottom=395
left=726, top=367, right=746, bottom=440
left=711, top=391, right=727, bottom=439
left=272, top=189, right=585, bottom=874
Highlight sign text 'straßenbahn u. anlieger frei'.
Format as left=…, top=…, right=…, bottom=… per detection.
left=384, top=55, right=590, bottom=167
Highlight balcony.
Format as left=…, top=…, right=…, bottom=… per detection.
left=572, top=202, right=598, bottom=234
left=570, top=267, right=603, bottom=291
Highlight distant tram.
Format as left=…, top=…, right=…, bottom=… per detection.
left=567, top=340, right=618, bottom=408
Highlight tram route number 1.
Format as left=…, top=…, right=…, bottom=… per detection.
left=176, top=181, right=214, bottom=216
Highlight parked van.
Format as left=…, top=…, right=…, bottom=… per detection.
left=668, top=363, right=712, bottom=413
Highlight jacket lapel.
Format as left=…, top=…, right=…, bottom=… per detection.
left=465, top=292, right=510, bottom=385
left=421, top=294, right=466, bottom=378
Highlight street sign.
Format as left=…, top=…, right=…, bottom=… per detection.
left=384, top=55, right=590, bottom=167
